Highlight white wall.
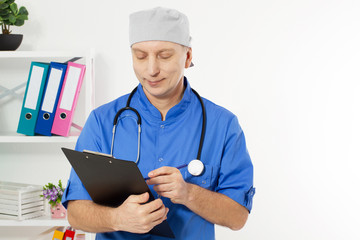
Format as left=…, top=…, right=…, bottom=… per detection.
left=3, top=0, right=360, bottom=239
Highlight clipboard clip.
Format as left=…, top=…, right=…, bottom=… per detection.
left=83, top=150, right=114, bottom=158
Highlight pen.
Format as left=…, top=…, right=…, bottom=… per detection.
left=144, top=164, right=188, bottom=181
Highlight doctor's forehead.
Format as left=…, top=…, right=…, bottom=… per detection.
left=131, top=40, right=184, bottom=52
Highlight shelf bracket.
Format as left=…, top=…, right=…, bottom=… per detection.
left=69, top=122, right=83, bottom=136
left=64, top=57, right=82, bottom=64
left=0, top=82, right=26, bottom=100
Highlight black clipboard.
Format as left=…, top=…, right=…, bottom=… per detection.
left=61, top=148, right=175, bottom=239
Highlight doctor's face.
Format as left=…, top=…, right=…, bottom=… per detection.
left=131, top=41, right=192, bottom=101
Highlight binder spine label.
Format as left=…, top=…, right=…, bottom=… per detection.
left=41, top=68, right=63, bottom=113
left=59, top=66, right=81, bottom=111
left=24, top=66, right=45, bottom=110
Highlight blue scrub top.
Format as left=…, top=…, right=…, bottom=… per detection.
left=62, top=77, right=255, bottom=240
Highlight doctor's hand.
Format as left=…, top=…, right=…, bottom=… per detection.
left=147, top=166, right=190, bottom=205
left=114, top=192, right=169, bottom=234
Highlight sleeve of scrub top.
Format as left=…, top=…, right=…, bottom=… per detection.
left=215, top=116, right=255, bottom=213
left=61, top=110, right=102, bottom=209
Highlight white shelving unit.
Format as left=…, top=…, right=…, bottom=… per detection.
left=0, top=216, right=94, bottom=240
left=0, top=215, right=68, bottom=227
left=0, top=51, right=96, bottom=240
left=0, top=50, right=95, bottom=140
left=0, top=134, right=78, bottom=143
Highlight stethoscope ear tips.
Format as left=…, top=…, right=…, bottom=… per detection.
left=188, top=159, right=204, bottom=176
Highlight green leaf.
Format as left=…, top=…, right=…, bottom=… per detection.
left=14, top=18, right=24, bottom=26
left=0, top=3, right=9, bottom=9
left=0, top=9, right=10, bottom=15
left=3, top=19, right=11, bottom=25
left=16, top=14, right=27, bottom=20
left=18, top=6, right=27, bottom=16
left=0, top=14, right=9, bottom=20
left=9, top=2, right=16, bottom=14
left=8, top=13, right=15, bottom=23
left=6, top=0, right=14, bottom=4
left=0, top=0, right=6, bottom=5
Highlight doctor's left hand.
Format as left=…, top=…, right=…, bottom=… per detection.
left=147, top=167, right=190, bottom=205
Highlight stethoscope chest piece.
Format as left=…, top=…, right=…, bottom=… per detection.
left=188, top=159, right=204, bottom=176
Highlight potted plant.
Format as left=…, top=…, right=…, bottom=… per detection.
left=41, top=180, right=67, bottom=218
left=0, top=0, right=28, bottom=51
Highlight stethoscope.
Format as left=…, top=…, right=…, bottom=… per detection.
left=110, top=86, right=206, bottom=177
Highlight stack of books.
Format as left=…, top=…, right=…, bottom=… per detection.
left=0, top=181, right=45, bottom=220
left=16, top=61, right=86, bottom=137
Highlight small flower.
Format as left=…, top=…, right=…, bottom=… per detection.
left=42, top=180, right=64, bottom=205
left=42, top=190, right=48, bottom=198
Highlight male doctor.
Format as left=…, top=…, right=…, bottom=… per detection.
left=62, top=7, right=255, bottom=240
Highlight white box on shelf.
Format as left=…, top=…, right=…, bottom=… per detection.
left=0, top=181, right=45, bottom=220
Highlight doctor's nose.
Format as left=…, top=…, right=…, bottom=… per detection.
left=147, top=57, right=160, bottom=77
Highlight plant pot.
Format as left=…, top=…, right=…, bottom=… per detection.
left=0, top=34, right=23, bottom=51
left=50, top=202, right=67, bottom=218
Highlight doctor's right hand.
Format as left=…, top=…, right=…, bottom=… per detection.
left=112, top=192, right=169, bottom=234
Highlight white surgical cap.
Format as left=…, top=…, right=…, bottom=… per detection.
left=129, top=7, right=192, bottom=47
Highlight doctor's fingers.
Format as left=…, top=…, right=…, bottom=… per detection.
left=147, top=175, right=172, bottom=185
left=153, top=182, right=175, bottom=193
left=140, top=198, right=164, bottom=214
left=148, top=204, right=168, bottom=222
left=149, top=166, right=179, bottom=178
left=147, top=173, right=183, bottom=185
left=126, top=192, right=150, bottom=204
left=149, top=206, right=169, bottom=226
left=140, top=206, right=168, bottom=233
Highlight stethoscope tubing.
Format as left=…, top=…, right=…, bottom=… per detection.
left=190, top=88, right=206, bottom=161
left=111, top=86, right=206, bottom=174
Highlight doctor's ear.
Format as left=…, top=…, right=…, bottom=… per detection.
left=185, top=47, right=193, bottom=69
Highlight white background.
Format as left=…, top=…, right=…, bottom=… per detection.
left=1, top=0, right=360, bottom=239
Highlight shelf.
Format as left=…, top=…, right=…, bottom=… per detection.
left=0, top=51, right=90, bottom=59
left=0, top=132, right=78, bottom=143
left=0, top=215, right=95, bottom=240
left=0, top=215, right=69, bottom=226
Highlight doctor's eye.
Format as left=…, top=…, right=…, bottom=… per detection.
left=159, top=53, right=172, bottom=59
left=158, top=50, right=174, bottom=60
left=135, top=54, right=147, bottom=60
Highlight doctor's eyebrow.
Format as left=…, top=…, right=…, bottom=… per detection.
left=131, top=48, right=175, bottom=54
left=131, top=48, right=146, bottom=53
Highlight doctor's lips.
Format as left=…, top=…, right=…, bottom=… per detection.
left=146, top=78, right=165, bottom=86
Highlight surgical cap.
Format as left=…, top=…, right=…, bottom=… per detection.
left=129, top=7, right=192, bottom=47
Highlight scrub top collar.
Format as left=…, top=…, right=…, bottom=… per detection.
left=135, top=76, right=193, bottom=123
